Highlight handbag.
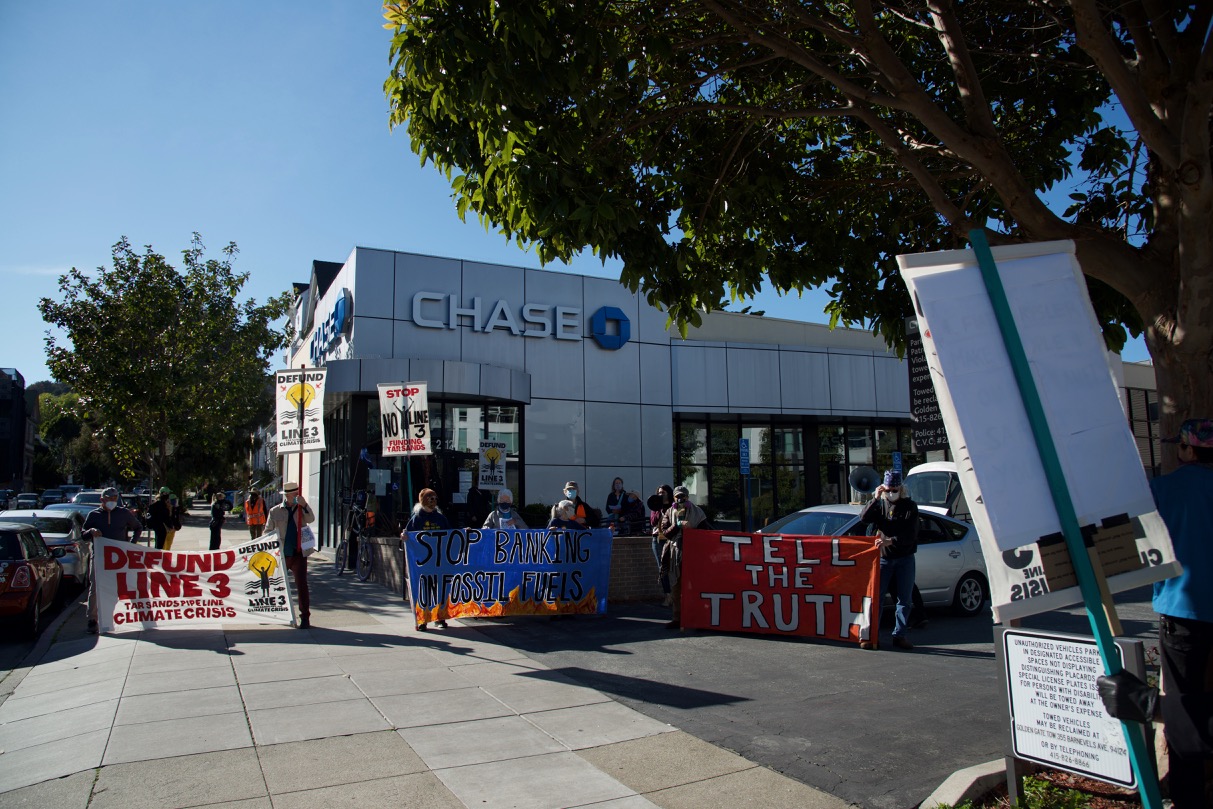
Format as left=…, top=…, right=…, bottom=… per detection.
left=300, top=525, right=317, bottom=557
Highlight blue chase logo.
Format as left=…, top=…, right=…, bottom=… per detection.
left=590, top=306, right=630, bottom=350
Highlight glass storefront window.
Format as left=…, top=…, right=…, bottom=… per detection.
left=773, top=465, right=806, bottom=522
left=847, top=426, right=872, bottom=465
left=774, top=426, right=803, bottom=464
left=875, top=427, right=898, bottom=473
left=677, top=423, right=707, bottom=488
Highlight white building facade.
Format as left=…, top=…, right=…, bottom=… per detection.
left=285, top=247, right=1158, bottom=543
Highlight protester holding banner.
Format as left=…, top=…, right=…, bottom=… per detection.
left=267, top=481, right=315, bottom=630
left=483, top=488, right=527, bottom=529
left=403, top=488, right=449, bottom=631
left=81, top=487, right=143, bottom=634
left=658, top=486, right=707, bottom=629
left=548, top=500, right=582, bottom=530
left=859, top=471, right=919, bottom=651
left=562, top=481, right=593, bottom=527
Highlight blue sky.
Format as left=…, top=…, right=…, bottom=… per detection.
left=0, top=1, right=1148, bottom=386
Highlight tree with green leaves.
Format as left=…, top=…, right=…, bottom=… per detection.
left=38, top=235, right=293, bottom=491
left=384, top=1, right=1211, bottom=455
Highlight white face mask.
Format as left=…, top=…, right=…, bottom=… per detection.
left=103, top=500, right=117, bottom=511
left=884, top=491, right=901, bottom=502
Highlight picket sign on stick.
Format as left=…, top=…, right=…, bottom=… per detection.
left=965, top=230, right=1161, bottom=809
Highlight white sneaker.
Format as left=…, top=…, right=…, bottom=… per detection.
left=662, top=595, right=672, bottom=607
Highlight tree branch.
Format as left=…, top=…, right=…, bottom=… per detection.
left=1070, top=0, right=1180, bottom=169
left=925, top=0, right=999, bottom=139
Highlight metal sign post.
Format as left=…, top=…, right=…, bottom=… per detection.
left=969, top=230, right=1161, bottom=809
left=739, top=438, right=752, bottom=531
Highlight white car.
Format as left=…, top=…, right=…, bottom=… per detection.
left=0, top=510, right=88, bottom=585
left=758, top=504, right=988, bottom=616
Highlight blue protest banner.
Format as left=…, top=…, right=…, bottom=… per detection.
left=404, top=527, right=613, bottom=623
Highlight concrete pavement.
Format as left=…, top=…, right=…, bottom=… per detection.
left=0, top=517, right=862, bottom=809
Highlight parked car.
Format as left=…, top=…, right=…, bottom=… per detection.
left=0, top=490, right=15, bottom=509
left=61, top=484, right=84, bottom=500
left=15, top=493, right=41, bottom=509
left=72, top=490, right=127, bottom=508
left=0, top=523, right=63, bottom=638
left=44, top=502, right=96, bottom=523
left=758, top=504, right=988, bottom=616
left=0, top=510, right=87, bottom=585
left=40, top=489, right=66, bottom=506
left=903, top=462, right=971, bottom=522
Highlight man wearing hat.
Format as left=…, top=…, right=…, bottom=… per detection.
left=561, top=481, right=591, bottom=527
left=1097, top=419, right=1213, bottom=808
left=859, top=471, right=919, bottom=650
left=268, top=481, right=315, bottom=629
left=657, top=486, right=707, bottom=629
left=81, top=487, right=143, bottom=634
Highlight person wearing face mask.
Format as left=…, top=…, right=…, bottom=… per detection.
left=560, top=481, right=591, bottom=527
left=482, top=488, right=527, bottom=529
left=403, top=488, right=450, bottom=631
left=657, top=486, right=707, bottom=629
left=82, top=487, right=143, bottom=634
left=146, top=487, right=175, bottom=549
left=859, top=470, right=919, bottom=650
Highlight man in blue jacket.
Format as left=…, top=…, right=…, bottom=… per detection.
left=1099, top=418, right=1213, bottom=808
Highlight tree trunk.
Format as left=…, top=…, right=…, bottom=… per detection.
left=1143, top=327, right=1213, bottom=474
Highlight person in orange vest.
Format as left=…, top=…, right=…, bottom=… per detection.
left=244, top=489, right=267, bottom=539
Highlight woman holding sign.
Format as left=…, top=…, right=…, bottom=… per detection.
left=403, top=489, right=449, bottom=631
left=482, top=488, right=527, bottom=529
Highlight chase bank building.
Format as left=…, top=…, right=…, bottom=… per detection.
left=286, top=246, right=936, bottom=542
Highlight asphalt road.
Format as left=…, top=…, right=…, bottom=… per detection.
left=456, top=587, right=1160, bottom=809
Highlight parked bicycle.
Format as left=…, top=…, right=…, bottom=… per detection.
left=335, top=487, right=378, bottom=582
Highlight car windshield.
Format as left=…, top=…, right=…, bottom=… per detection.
left=904, top=472, right=954, bottom=509
left=763, top=511, right=858, bottom=536
left=0, top=533, right=22, bottom=560
left=0, top=517, right=73, bottom=534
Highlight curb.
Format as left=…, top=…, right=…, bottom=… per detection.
left=0, top=593, right=85, bottom=701
left=919, top=759, right=1005, bottom=808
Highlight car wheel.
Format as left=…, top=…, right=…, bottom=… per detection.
left=23, top=591, right=42, bottom=640
left=952, top=573, right=987, bottom=616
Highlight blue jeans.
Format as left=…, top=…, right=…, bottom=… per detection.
left=879, top=555, right=916, bottom=638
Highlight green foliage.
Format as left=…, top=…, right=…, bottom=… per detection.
left=38, top=235, right=294, bottom=488
left=520, top=502, right=553, bottom=528
left=1020, top=776, right=1090, bottom=809
left=383, top=1, right=1165, bottom=352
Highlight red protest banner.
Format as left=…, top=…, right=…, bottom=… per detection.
left=678, top=529, right=881, bottom=645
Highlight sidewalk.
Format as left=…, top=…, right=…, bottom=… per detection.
left=0, top=518, right=854, bottom=809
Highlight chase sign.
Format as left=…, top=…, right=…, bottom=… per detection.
left=309, top=289, right=352, bottom=365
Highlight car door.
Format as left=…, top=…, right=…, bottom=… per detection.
left=912, top=514, right=965, bottom=605
left=23, top=530, right=60, bottom=610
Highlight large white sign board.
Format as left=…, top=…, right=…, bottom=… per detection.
left=1003, top=629, right=1136, bottom=788
left=275, top=368, right=327, bottom=453
left=377, top=382, right=432, bottom=456
left=897, top=241, right=1154, bottom=551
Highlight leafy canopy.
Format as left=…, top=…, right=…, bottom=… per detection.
left=384, top=1, right=1204, bottom=353
left=38, top=235, right=293, bottom=484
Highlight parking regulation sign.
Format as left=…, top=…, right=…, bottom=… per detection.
left=739, top=438, right=750, bottom=476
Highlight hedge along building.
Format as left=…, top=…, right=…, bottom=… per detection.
left=283, top=247, right=1160, bottom=545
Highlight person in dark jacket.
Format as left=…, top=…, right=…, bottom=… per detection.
left=82, top=487, right=143, bottom=634
left=146, top=487, right=174, bottom=549
left=403, top=488, right=449, bottom=631
left=859, top=470, right=919, bottom=651
left=208, top=491, right=229, bottom=550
